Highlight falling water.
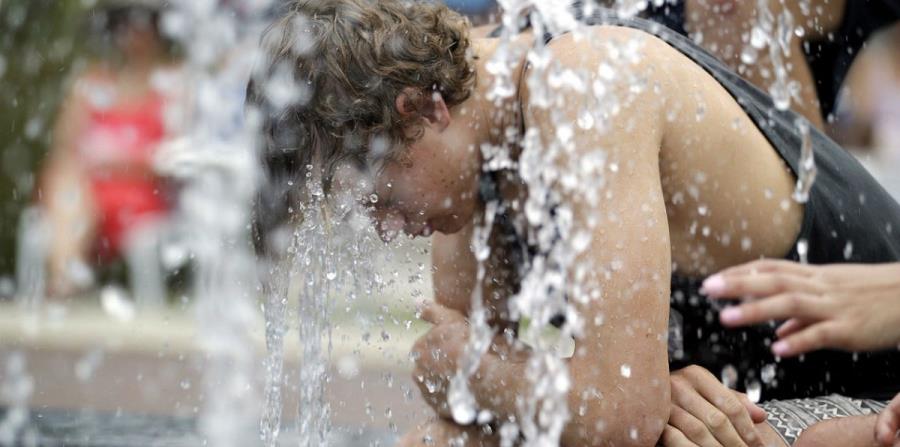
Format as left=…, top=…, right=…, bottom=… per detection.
left=0, top=352, right=35, bottom=445
left=792, top=118, right=817, bottom=203
left=474, top=1, right=628, bottom=444
left=295, top=196, right=335, bottom=447
left=446, top=201, right=499, bottom=426
left=751, top=0, right=800, bottom=111
left=159, top=1, right=274, bottom=445
left=14, top=208, right=48, bottom=310
left=259, top=251, right=290, bottom=446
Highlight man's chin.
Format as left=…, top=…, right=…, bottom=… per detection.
left=434, top=217, right=467, bottom=235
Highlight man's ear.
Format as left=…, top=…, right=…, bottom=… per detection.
left=395, top=87, right=451, bottom=132
left=395, top=87, right=420, bottom=117
left=424, top=91, right=451, bottom=132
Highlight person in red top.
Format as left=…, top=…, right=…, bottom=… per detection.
left=39, top=3, right=182, bottom=297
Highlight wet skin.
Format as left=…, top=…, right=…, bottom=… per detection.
left=384, top=26, right=811, bottom=446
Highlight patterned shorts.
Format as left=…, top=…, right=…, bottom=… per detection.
left=759, top=394, right=887, bottom=445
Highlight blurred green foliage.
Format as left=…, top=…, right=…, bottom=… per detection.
left=0, top=0, right=90, bottom=278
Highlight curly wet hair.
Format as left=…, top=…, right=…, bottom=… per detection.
left=247, top=0, right=476, bottom=253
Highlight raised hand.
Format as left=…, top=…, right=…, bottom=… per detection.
left=702, top=260, right=900, bottom=357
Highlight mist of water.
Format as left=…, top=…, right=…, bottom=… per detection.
left=160, top=1, right=274, bottom=445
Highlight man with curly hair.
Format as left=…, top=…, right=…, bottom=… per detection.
left=247, top=1, right=900, bottom=445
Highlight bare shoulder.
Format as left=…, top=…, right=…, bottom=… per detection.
left=544, top=25, right=682, bottom=73
left=519, top=25, right=670, bottom=153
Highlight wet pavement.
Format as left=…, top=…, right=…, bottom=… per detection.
left=0, top=407, right=395, bottom=446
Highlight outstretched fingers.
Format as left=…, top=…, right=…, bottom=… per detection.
left=703, top=270, right=820, bottom=300
left=718, top=293, right=827, bottom=328
left=771, top=322, right=844, bottom=357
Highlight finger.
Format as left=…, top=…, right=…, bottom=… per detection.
left=735, top=391, right=768, bottom=424
left=775, top=318, right=810, bottom=338
left=771, top=322, right=842, bottom=357
left=682, top=369, right=763, bottom=446
left=661, top=424, right=701, bottom=447
left=667, top=408, right=720, bottom=447
left=875, top=394, right=900, bottom=446
left=671, top=377, right=747, bottom=447
left=702, top=270, right=818, bottom=299
left=719, top=293, right=825, bottom=328
left=419, top=301, right=464, bottom=325
left=716, top=259, right=811, bottom=279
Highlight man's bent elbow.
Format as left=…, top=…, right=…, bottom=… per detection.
left=563, top=398, right=669, bottom=447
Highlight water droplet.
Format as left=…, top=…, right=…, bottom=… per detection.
left=843, top=241, right=853, bottom=260
left=720, top=364, right=738, bottom=389
left=572, top=231, right=591, bottom=252
left=797, top=239, right=808, bottom=264
left=750, top=26, right=767, bottom=49
left=447, top=375, right=477, bottom=425
left=792, top=119, right=817, bottom=203
left=101, top=286, right=135, bottom=322
left=740, top=46, right=758, bottom=64
left=620, top=364, right=632, bottom=378
left=761, top=364, right=776, bottom=384
left=746, top=379, right=762, bottom=403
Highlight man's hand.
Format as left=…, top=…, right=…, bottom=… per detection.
left=703, top=260, right=900, bottom=357
left=411, top=301, right=469, bottom=418
left=661, top=365, right=768, bottom=447
left=876, top=393, right=900, bottom=447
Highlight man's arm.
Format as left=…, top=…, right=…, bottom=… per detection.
left=468, top=29, right=673, bottom=446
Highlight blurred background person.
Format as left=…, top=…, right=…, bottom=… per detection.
left=33, top=1, right=186, bottom=302
left=605, top=0, right=900, bottom=133
left=831, top=23, right=900, bottom=200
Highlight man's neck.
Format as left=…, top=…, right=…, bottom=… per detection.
left=455, top=37, right=527, bottom=152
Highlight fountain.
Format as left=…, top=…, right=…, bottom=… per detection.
left=0, top=1, right=834, bottom=446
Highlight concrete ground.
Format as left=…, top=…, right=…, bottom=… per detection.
left=0, top=240, right=437, bottom=445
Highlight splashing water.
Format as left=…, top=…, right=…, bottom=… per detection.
left=752, top=0, right=800, bottom=111
left=295, top=202, right=334, bottom=447
left=478, top=1, right=643, bottom=444
left=259, top=252, right=290, bottom=446
left=792, top=119, right=817, bottom=203
left=14, top=208, right=48, bottom=310
left=446, top=200, right=500, bottom=426
left=0, top=352, right=35, bottom=445
left=160, top=1, right=274, bottom=445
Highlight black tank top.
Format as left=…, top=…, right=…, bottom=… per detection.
left=485, top=11, right=900, bottom=401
